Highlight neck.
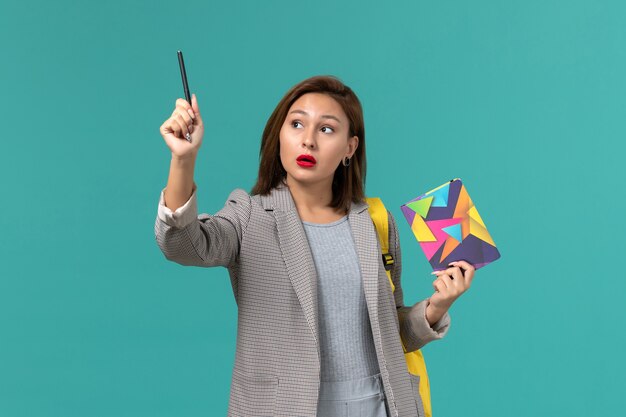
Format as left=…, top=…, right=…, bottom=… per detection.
left=283, top=175, right=341, bottom=216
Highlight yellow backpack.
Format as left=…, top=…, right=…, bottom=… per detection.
left=366, top=197, right=433, bottom=417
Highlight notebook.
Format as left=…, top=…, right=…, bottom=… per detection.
left=400, top=178, right=501, bottom=272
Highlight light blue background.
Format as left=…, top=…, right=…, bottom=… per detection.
left=1, top=0, right=624, bottom=416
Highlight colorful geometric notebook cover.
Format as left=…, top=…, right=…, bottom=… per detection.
left=400, top=178, right=501, bottom=272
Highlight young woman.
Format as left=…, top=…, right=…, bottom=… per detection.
left=155, top=75, right=475, bottom=417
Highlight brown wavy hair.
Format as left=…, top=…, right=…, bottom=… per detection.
left=250, top=75, right=366, bottom=213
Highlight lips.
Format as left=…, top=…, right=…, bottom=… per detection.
left=296, top=154, right=317, bottom=167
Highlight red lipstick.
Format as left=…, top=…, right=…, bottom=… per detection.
left=296, top=154, right=317, bottom=167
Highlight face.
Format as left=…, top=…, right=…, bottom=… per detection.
left=279, top=92, right=358, bottom=188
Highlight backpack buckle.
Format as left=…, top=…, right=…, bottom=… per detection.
left=382, top=253, right=394, bottom=271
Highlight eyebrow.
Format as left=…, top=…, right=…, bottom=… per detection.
left=288, top=109, right=342, bottom=124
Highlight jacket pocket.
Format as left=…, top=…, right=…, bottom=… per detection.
left=229, top=369, right=279, bottom=417
left=409, top=373, right=425, bottom=417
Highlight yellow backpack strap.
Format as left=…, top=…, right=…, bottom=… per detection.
left=366, top=197, right=395, bottom=293
left=367, top=196, right=434, bottom=417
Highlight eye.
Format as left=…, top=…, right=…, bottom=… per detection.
left=321, top=126, right=334, bottom=134
left=291, top=120, right=303, bottom=128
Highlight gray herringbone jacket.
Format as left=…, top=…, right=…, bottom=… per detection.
left=154, top=181, right=450, bottom=417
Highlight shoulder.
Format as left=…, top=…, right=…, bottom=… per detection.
left=221, top=188, right=272, bottom=220
left=210, top=188, right=254, bottom=223
left=225, top=188, right=251, bottom=203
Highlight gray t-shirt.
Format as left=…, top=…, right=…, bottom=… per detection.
left=302, top=215, right=380, bottom=382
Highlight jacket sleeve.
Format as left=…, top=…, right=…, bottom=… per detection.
left=154, top=182, right=252, bottom=268
left=388, top=210, right=451, bottom=352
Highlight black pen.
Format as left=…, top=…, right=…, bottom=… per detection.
left=177, top=50, right=192, bottom=142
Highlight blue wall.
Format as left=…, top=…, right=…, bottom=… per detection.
left=1, top=1, right=623, bottom=415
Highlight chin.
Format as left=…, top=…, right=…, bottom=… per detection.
left=287, top=172, right=332, bottom=186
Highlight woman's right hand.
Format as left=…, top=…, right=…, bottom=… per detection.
left=159, top=93, right=204, bottom=159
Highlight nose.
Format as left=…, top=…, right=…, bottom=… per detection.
left=302, top=131, right=315, bottom=149
left=302, top=130, right=316, bottom=149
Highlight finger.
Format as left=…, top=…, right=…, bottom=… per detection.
left=449, top=260, right=475, bottom=275
left=466, top=269, right=475, bottom=287
left=160, top=119, right=173, bottom=135
left=174, top=106, right=194, bottom=129
left=446, top=266, right=463, bottom=281
left=191, top=93, right=202, bottom=123
left=447, top=266, right=466, bottom=290
left=447, top=271, right=466, bottom=293
left=449, top=260, right=475, bottom=287
left=439, top=274, right=456, bottom=294
left=178, top=110, right=194, bottom=134
left=173, top=99, right=195, bottom=129
left=433, top=278, right=447, bottom=293
left=176, top=98, right=193, bottom=113
left=170, top=118, right=187, bottom=139
left=436, top=266, right=460, bottom=281
left=173, top=113, right=190, bottom=137
left=435, top=275, right=451, bottom=290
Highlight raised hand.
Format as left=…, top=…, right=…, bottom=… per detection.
left=159, top=94, right=204, bottom=159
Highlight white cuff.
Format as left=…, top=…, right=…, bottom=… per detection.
left=157, top=184, right=198, bottom=229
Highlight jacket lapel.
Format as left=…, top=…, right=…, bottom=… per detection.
left=260, top=182, right=380, bottom=359
left=274, top=207, right=320, bottom=349
left=348, top=208, right=380, bottom=326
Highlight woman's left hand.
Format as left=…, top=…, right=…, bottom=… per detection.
left=425, top=260, right=475, bottom=326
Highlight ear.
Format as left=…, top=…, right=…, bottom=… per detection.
left=347, top=135, right=359, bottom=157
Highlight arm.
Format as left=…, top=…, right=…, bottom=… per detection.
left=388, top=210, right=451, bottom=353
left=154, top=94, right=254, bottom=267
left=163, top=155, right=197, bottom=213
left=154, top=181, right=252, bottom=268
